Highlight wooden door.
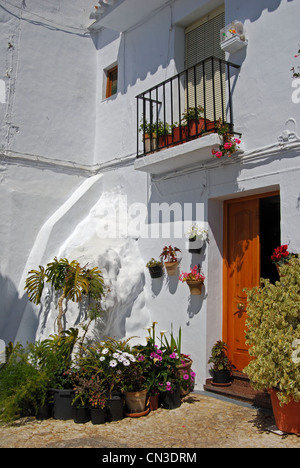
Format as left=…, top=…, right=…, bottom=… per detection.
left=223, top=197, right=260, bottom=371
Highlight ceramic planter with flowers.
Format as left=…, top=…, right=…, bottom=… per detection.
left=160, top=245, right=181, bottom=275
left=179, top=265, right=205, bottom=295
left=185, top=224, right=208, bottom=253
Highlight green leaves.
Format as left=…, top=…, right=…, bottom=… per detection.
left=24, top=265, right=45, bottom=305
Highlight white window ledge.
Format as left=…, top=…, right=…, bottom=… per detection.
left=134, top=133, right=222, bottom=175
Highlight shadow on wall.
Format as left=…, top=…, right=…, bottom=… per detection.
left=0, top=273, right=37, bottom=345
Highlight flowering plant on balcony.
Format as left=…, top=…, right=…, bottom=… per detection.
left=211, top=120, right=241, bottom=158
left=179, top=265, right=205, bottom=283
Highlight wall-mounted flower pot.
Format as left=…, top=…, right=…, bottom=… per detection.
left=188, top=237, right=204, bottom=254
left=164, top=261, right=178, bottom=276
left=148, top=264, right=163, bottom=278
left=186, top=279, right=203, bottom=295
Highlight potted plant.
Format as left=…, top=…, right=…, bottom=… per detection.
left=25, top=257, right=106, bottom=338
left=208, top=340, right=232, bottom=385
left=146, top=258, right=164, bottom=278
left=139, top=119, right=158, bottom=152
left=181, top=105, right=215, bottom=137
left=185, top=224, right=209, bottom=253
left=30, top=328, right=79, bottom=420
left=211, top=119, right=241, bottom=159
left=179, top=265, right=205, bottom=295
left=70, top=370, right=91, bottom=424
left=271, top=244, right=295, bottom=275
left=244, top=257, right=300, bottom=434
left=159, top=245, right=181, bottom=275
left=86, top=374, right=107, bottom=425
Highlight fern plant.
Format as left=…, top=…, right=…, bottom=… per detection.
left=25, top=257, right=106, bottom=337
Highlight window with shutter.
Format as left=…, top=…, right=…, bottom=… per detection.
left=184, top=6, right=225, bottom=123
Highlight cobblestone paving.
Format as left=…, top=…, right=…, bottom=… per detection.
left=0, top=393, right=299, bottom=449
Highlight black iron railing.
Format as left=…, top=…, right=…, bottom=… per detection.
left=136, top=56, right=240, bottom=157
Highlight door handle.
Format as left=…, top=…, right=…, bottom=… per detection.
left=237, top=303, right=245, bottom=310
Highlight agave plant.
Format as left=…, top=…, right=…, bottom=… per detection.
left=25, top=257, right=106, bottom=337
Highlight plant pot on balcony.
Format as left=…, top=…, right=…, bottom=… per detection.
left=187, top=118, right=215, bottom=137
left=144, top=134, right=157, bottom=153
left=158, top=134, right=173, bottom=149
left=172, top=126, right=188, bottom=145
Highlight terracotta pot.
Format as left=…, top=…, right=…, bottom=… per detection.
left=186, top=279, right=203, bottom=295
left=158, top=135, right=173, bottom=148
left=172, top=126, right=188, bottom=144
left=125, top=389, right=147, bottom=414
left=270, top=388, right=300, bottom=434
left=149, top=394, right=159, bottom=411
left=164, top=261, right=178, bottom=276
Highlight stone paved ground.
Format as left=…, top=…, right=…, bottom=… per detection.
left=0, top=393, right=299, bottom=449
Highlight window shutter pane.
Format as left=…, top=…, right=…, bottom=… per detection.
left=185, top=12, right=226, bottom=122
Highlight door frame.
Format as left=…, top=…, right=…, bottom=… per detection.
left=222, top=190, right=280, bottom=366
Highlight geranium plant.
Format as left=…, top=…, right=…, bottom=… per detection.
left=211, top=119, right=241, bottom=159
left=179, top=265, right=205, bottom=283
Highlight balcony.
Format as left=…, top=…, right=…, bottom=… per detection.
left=135, top=56, right=240, bottom=175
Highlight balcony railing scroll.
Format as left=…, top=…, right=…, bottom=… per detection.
left=136, top=56, right=240, bottom=157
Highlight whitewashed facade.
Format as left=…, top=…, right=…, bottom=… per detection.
left=1, top=0, right=300, bottom=390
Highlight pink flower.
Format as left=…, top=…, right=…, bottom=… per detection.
left=169, top=352, right=177, bottom=359
left=211, top=148, right=216, bottom=155
left=216, top=151, right=223, bottom=159
left=183, top=373, right=189, bottom=380
left=138, top=355, right=145, bottom=361
left=224, top=142, right=232, bottom=150
left=234, top=138, right=241, bottom=144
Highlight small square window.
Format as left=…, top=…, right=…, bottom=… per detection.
left=106, top=65, right=118, bottom=98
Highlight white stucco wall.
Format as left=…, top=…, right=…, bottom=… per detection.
left=1, top=0, right=300, bottom=392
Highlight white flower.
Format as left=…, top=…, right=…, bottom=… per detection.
left=122, top=359, right=130, bottom=366
left=102, top=348, right=109, bottom=355
left=113, top=352, right=119, bottom=359
left=99, top=356, right=105, bottom=362
left=117, top=355, right=125, bottom=362
left=109, top=359, right=117, bottom=367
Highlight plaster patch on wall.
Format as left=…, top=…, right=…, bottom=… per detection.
left=35, top=189, right=151, bottom=344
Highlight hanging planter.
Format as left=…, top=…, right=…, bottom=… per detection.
left=186, top=279, right=203, bottom=295
left=146, top=258, right=164, bottom=278
left=159, top=246, right=181, bottom=276
left=179, top=265, right=205, bottom=295
left=185, top=224, right=209, bottom=254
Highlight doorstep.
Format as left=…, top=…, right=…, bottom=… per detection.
left=203, top=371, right=272, bottom=409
